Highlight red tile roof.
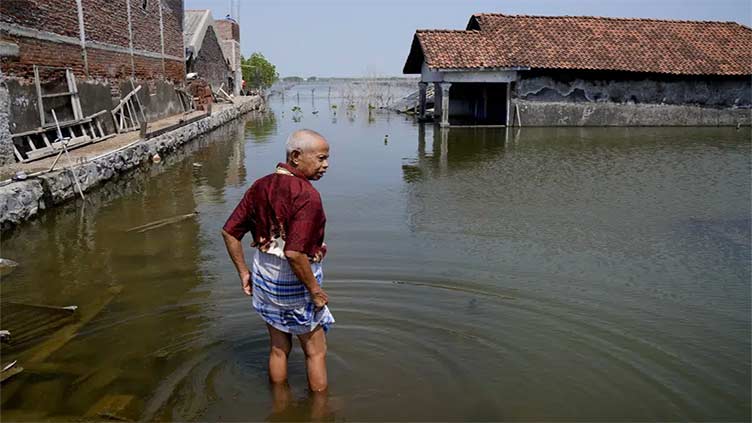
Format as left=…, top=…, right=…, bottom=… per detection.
left=403, top=14, right=752, bottom=76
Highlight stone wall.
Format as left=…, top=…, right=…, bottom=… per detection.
left=0, top=96, right=265, bottom=231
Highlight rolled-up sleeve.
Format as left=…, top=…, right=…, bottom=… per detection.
left=223, top=188, right=254, bottom=240
left=284, top=190, right=325, bottom=256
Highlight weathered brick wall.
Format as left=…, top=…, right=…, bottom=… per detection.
left=0, top=0, right=186, bottom=164
left=161, top=0, right=184, bottom=58
left=1, top=0, right=79, bottom=38
left=81, top=0, right=130, bottom=48
left=0, top=0, right=185, bottom=84
left=0, top=35, right=87, bottom=80
left=214, top=20, right=239, bottom=42
left=130, top=0, right=165, bottom=53
left=191, top=26, right=230, bottom=90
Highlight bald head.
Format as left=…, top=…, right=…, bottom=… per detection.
left=285, top=129, right=327, bottom=159
left=285, top=129, right=330, bottom=180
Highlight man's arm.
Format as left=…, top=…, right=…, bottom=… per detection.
left=285, top=250, right=328, bottom=308
left=222, top=229, right=252, bottom=296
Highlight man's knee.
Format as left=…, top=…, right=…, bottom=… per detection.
left=304, top=342, right=327, bottom=359
left=300, top=330, right=327, bottom=359
left=271, top=343, right=292, bottom=358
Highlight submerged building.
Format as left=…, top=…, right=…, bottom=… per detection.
left=403, top=14, right=752, bottom=127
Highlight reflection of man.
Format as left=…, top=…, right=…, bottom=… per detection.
left=221, top=129, right=333, bottom=392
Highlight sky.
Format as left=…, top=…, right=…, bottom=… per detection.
left=184, top=0, right=752, bottom=78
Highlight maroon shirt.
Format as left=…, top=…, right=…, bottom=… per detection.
left=223, top=162, right=326, bottom=259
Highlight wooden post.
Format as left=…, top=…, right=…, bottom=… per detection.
left=130, top=80, right=147, bottom=124
left=34, top=66, right=45, bottom=126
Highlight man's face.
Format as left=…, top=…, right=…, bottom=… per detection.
left=293, top=137, right=330, bottom=180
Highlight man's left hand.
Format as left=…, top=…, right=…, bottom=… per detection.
left=240, top=271, right=252, bottom=296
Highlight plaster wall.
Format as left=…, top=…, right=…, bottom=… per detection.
left=513, top=99, right=752, bottom=127
left=517, top=73, right=751, bottom=108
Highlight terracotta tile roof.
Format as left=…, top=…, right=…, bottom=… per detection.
left=404, top=14, right=752, bottom=76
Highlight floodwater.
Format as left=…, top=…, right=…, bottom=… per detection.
left=1, top=89, right=750, bottom=421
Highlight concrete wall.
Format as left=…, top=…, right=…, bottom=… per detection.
left=517, top=74, right=751, bottom=108
left=4, top=76, right=185, bottom=136
left=513, top=99, right=752, bottom=127
left=0, top=76, right=13, bottom=165
left=511, top=70, right=751, bottom=126
left=118, top=79, right=184, bottom=123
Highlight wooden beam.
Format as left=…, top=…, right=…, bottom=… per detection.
left=33, top=65, right=45, bottom=126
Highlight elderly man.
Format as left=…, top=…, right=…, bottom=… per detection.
left=221, top=129, right=333, bottom=392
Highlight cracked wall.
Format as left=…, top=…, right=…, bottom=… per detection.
left=517, top=72, right=751, bottom=108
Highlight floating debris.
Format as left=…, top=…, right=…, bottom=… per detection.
left=192, top=162, right=202, bottom=168
left=86, top=394, right=135, bottom=421
left=1, top=360, right=23, bottom=383
left=0, top=258, right=19, bottom=277
left=0, top=330, right=10, bottom=343
left=126, top=212, right=199, bottom=233
left=152, top=153, right=161, bottom=163
left=0, top=302, right=78, bottom=346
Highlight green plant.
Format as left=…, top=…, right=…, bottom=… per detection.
left=241, top=52, right=279, bottom=90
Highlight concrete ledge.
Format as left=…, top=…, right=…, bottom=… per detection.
left=513, top=100, right=752, bottom=127
left=0, top=96, right=264, bottom=232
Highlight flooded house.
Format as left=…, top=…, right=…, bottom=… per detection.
left=403, top=14, right=752, bottom=127
left=184, top=10, right=233, bottom=92
left=0, top=0, right=188, bottom=166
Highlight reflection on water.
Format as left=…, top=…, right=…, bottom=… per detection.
left=1, top=97, right=750, bottom=421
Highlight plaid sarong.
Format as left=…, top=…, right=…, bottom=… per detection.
left=251, top=249, right=335, bottom=334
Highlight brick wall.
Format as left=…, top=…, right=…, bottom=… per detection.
left=0, top=0, right=187, bottom=162
left=161, top=0, right=184, bottom=58
left=1, top=0, right=79, bottom=38
left=0, top=0, right=185, bottom=84
left=191, top=26, right=230, bottom=90
left=214, top=20, right=239, bottom=42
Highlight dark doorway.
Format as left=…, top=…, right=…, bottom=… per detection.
left=447, top=82, right=507, bottom=126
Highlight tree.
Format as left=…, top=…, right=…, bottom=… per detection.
left=241, top=53, right=279, bottom=90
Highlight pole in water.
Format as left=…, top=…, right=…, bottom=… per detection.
left=297, top=92, right=300, bottom=104
left=51, top=109, right=86, bottom=201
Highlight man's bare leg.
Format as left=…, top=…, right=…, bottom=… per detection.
left=270, top=381, right=292, bottom=414
left=297, top=325, right=328, bottom=391
left=267, top=324, right=292, bottom=383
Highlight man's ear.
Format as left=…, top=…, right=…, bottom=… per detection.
left=290, top=149, right=302, bottom=165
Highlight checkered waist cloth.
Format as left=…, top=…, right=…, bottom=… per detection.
left=251, top=249, right=335, bottom=334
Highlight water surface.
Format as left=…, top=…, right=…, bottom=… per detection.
left=1, top=92, right=750, bottom=421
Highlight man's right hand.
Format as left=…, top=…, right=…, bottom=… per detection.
left=311, top=289, right=328, bottom=309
